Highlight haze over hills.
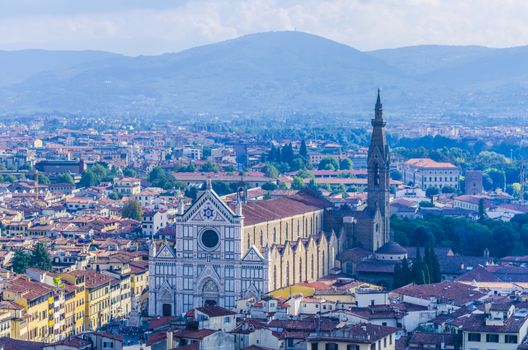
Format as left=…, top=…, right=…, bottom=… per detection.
left=0, top=31, right=527, bottom=119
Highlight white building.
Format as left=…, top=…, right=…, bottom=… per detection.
left=402, top=158, right=460, bottom=190
left=142, top=208, right=168, bottom=237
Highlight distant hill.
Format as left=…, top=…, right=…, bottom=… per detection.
left=0, top=49, right=122, bottom=87
left=0, top=31, right=527, bottom=118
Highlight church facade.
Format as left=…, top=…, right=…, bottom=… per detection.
left=148, top=183, right=337, bottom=316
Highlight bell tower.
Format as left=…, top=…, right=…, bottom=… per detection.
left=367, top=89, right=390, bottom=246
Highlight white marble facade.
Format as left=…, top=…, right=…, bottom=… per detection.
left=148, top=184, right=267, bottom=316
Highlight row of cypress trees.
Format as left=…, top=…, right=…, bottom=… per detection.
left=393, top=242, right=441, bottom=289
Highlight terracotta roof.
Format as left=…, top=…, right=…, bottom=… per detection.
left=405, top=158, right=457, bottom=169
left=392, top=281, right=485, bottom=306
left=148, top=316, right=177, bottom=330
left=195, top=305, right=236, bottom=317
left=338, top=247, right=372, bottom=263
left=456, top=265, right=528, bottom=283
left=462, top=313, right=528, bottom=333
left=240, top=192, right=330, bottom=226
left=0, top=337, right=47, bottom=350
left=146, top=331, right=167, bottom=346
left=173, top=328, right=217, bottom=340
left=307, top=323, right=398, bottom=344
left=409, top=332, right=461, bottom=347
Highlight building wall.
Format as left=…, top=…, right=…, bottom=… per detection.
left=403, top=165, right=460, bottom=190
left=242, top=210, right=323, bottom=253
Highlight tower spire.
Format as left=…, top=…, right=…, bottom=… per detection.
left=374, top=88, right=384, bottom=123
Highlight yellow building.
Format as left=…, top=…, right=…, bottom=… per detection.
left=0, top=300, right=26, bottom=339
left=0, top=310, right=12, bottom=338
left=2, top=277, right=53, bottom=342
left=66, top=270, right=113, bottom=331
left=61, top=272, right=86, bottom=334
left=130, top=262, right=148, bottom=297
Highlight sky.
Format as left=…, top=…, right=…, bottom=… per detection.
left=1, top=0, right=528, bottom=55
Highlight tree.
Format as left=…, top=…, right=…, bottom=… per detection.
left=392, top=263, right=404, bottom=289
left=37, top=173, right=51, bottom=185
left=390, top=169, right=403, bottom=181
left=339, top=158, right=353, bottom=170
left=30, top=243, right=52, bottom=271
left=5, top=174, right=16, bottom=183
left=419, top=200, right=434, bottom=208
left=299, top=140, right=308, bottom=159
left=108, top=192, right=122, bottom=200
left=281, top=143, right=295, bottom=165
left=426, top=186, right=439, bottom=199
left=485, top=168, right=506, bottom=191
left=308, top=178, right=319, bottom=192
left=149, top=166, right=166, bottom=183
left=291, top=176, right=305, bottom=190
left=11, top=250, right=30, bottom=274
left=79, top=170, right=98, bottom=187
left=201, top=162, right=220, bottom=173
left=424, top=242, right=441, bottom=283
left=441, top=186, right=456, bottom=193
left=55, top=173, right=74, bottom=184
left=401, top=257, right=413, bottom=285
left=263, top=164, right=280, bottom=178
left=478, top=198, right=487, bottom=222
left=262, top=182, right=278, bottom=191
left=122, top=200, right=143, bottom=221
left=412, top=247, right=425, bottom=285
left=91, top=164, right=107, bottom=182
left=123, top=168, right=137, bottom=177
left=318, top=157, right=339, bottom=170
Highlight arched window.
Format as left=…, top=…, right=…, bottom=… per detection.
left=311, top=254, right=314, bottom=280
left=273, top=266, right=277, bottom=290
left=322, top=251, right=326, bottom=275
left=260, top=230, right=263, bottom=247
left=286, top=261, right=290, bottom=286
left=299, top=258, right=303, bottom=282
left=273, top=228, right=277, bottom=243
left=285, top=223, right=288, bottom=241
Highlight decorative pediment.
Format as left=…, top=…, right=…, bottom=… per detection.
left=181, top=190, right=237, bottom=224
left=242, top=245, right=265, bottom=262
left=156, top=243, right=175, bottom=258
left=197, top=264, right=221, bottom=281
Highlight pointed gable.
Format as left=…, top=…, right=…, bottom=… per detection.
left=181, top=188, right=239, bottom=224
left=242, top=246, right=265, bottom=262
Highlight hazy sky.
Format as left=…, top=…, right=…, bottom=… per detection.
left=1, top=0, right=528, bottom=55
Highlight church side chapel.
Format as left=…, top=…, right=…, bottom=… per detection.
left=148, top=91, right=400, bottom=316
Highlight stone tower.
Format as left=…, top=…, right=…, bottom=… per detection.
left=366, top=89, right=391, bottom=247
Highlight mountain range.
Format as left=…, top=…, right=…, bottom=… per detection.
left=0, top=31, right=527, bottom=119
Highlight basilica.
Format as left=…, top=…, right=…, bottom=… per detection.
left=148, top=91, right=393, bottom=316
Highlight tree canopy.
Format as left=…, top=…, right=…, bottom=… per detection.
left=122, top=200, right=143, bottom=221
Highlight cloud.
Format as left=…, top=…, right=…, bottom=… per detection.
left=0, top=0, right=527, bottom=55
